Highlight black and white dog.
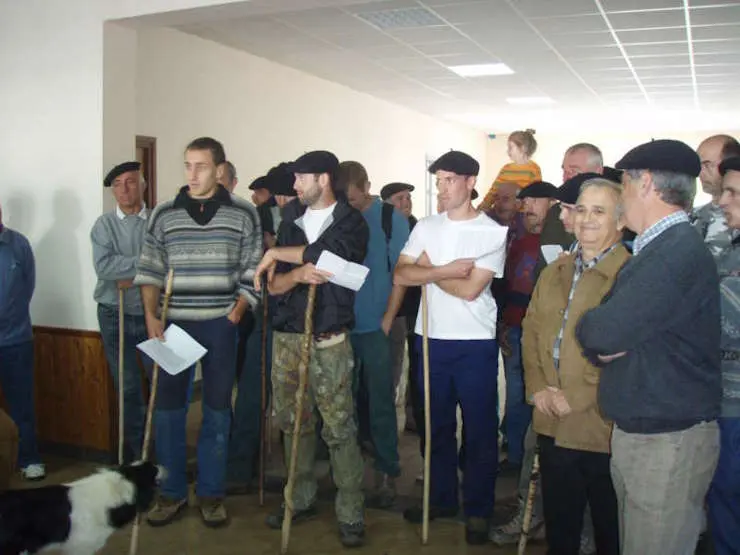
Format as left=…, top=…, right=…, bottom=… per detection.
left=0, top=460, right=164, bottom=555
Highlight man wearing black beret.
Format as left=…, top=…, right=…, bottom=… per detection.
left=395, top=149, right=508, bottom=544
left=91, top=160, right=150, bottom=468
left=254, top=150, right=369, bottom=547
left=707, top=155, right=740, bottom=555
left=576, top=139, right=722, bottom=555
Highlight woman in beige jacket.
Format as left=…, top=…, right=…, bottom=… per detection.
left=522, top=177, right=630, bottom=555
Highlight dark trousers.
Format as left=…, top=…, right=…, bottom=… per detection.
left=407, top=320, right=425, bottom=456
left=227, top=302, right=272, bottom=484
left=538, top=435, right=619, bottom=555
left=0, top=341, right=40, bottom=468
left=351, top=330, right=400, bottom=477
left=416, top=336, right=499, bottom=518
left=707, top=417, right=740, bottom=555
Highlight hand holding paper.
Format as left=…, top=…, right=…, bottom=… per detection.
left=316, top=251, right=369, bottom=292
left=137, top=324, right=208, bottom=376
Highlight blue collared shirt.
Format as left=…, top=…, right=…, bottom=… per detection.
left=633, top=211, right=689, bottom=256
left=0, top=226, right=35, bottom=347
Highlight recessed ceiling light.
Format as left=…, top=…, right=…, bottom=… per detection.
left=506, top=96, right=556, bottom=105
left=447, top=63, right=514, bottom=77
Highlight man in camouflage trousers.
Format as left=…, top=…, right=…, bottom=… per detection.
left=254, top=150, right=369, bottom=548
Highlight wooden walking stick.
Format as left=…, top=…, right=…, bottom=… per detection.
left=517, top=449, right=541, bottom=555
left=118, top=289, right=125, bottom=466
left=129, top=268, right=175, bottom=555
left=259, top=276, right=268, bottom=507
left=280, top=283, right=318, bottom=555
left=421, top=284, right=432, bottom=545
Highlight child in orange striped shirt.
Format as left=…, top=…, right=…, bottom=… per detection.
left=478, top=129, right=541, bottom=212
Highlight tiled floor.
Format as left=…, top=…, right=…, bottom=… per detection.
left=12, top=397, right=548, bottom=555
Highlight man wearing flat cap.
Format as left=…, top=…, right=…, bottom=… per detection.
left=254, top=150, right=369, bottom=548
left=708, top=155, right=740, bottom=555
left=227, top=162, right=296, bottom=494
left=394, top=149, right=508, bottom=544
left=576, top=139, right=722, bottom=555
left=91, top=160, right=151, bottom=465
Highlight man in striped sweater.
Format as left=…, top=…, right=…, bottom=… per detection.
left=134, top=137, right=262, bottom=528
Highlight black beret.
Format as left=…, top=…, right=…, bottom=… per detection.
left=428, top=150, right=479, bottom=176
left=104, top=161, right=140, bottom=187
left=248, top=175, right=270, bottom=191
left=602, top=166, right=623, bottom=184
left=719, top=156, right=740, bottom=177
left=266, top=162, right=296, bottom=196
left=380, top=182, right=414, bottom=200
left=518, top=180, right=557, bottom=200
left=288, top=150, right=339, bottom=175
left=615, top=139, right=701, bottom=178
left=554, top=172, right=602, bottom=204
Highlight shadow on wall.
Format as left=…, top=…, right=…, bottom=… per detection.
left=31, top=189, right=85, bottom=328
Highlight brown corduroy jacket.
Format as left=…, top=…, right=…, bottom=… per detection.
left=522, top=243, right=630, bottom=453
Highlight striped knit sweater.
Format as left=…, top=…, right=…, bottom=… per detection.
left=479, top=160, right=542, bottom=211
left=134, top=186, right=262, bottom=321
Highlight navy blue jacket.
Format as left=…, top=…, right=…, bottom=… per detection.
left=0, top=226, right=35, bottom=347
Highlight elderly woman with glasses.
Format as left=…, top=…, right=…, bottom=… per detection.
left=521, top=178, right=630, bottom=555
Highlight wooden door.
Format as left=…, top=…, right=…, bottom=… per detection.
left=136, top=136, right=157, bottom=208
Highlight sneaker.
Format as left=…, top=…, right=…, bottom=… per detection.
left=580, top=530, right=596, bottom=555
left=146, top=495, right=188, bottom=527
left=199, top=497, right=229, bottom=528
left=489, top=503, right=545, bottom=546
left=21, top=463, right=46, bottom=481
left=265, top=504, right=319, bottom=529
left=403, top=504, right=458, bottom=524
left=466, top=517, right=489, bottom=545
left=365, top=473, right=396, bottom=510
left=338, top=521, right=365, bottom=548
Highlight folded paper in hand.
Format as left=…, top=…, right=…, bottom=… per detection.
left=137, top=324, right=208, bottom=376
left=316, top=250, right=369, bottom=292
left=541, top=245, right=564, bottom=264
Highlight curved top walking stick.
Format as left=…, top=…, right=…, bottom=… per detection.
left=129, top=268, right=175, bottom=555
left=118, top=289, right=125, bottom=466
left=259, top=276, right=269, bottom=507
left=421, top=284, right=432, bottom=545
left=280, top=283, right=318, bottom=555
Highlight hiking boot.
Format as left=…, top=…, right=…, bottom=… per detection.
left=199, top=497, right=229, bottom=528
left=403, top=504, right=458, bottom=524
left=365, top=473, right=396, bottom=509
left=489, top=501, right=545, bottom=545
left=265, top=504, right=319, bottom=529
left=466, top=517, right=489, bottom=545
left=338, top=521, right=365, bottom=548
left=146, top=495, right=188, bottom=527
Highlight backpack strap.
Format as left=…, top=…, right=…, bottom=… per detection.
left=381, top=202, right=394, bottom=272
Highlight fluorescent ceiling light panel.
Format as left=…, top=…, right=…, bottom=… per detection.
left=447, top=63, right=514, bottom=77
left=506, top=96, right=556, bottom=105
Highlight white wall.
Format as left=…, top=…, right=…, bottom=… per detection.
left=485, top=130, right=740, bottom=207
left=0, top=0, right=251, bottom=330
left=135, top=27, right=489, bottom=215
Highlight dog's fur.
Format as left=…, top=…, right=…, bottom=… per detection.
left=0, top=460, right=164, bottom=555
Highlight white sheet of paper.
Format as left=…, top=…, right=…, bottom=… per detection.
left=316, top=250, right=369, bottom=292
left=541, top=244, right=564, bottom=264
left=136, top=324, right=208, bottom=376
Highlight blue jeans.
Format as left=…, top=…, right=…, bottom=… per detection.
left=153, top=316, right=238, bottom=500
left=227, top=301, right=272, bottom=484
left=416, top=336, right=499, bottom=518
left=503, top=326, right=531, bottom=465
left=708, top=417, right=740, bottom=555
left=0, top=340, right=40, bottom=468
left=97, top=303, right=151, bottom=462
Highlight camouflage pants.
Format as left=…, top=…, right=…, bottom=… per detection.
left=272, top=331, right=364, bottom=524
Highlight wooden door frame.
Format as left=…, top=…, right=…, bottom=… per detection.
left=136, top=135, right=157, bottom=209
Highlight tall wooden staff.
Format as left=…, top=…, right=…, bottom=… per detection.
left=118, top=289, right=125, bottom=465
left=421, top=285, right=432, bottom=545
left=280, top=283, right=318, bottom=554
left=517, top=449, right=541, bottom=555
left=129, top=268, right=175, bottom=555
left=259, top=277, right=269, bottom=507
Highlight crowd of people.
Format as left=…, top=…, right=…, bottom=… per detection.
left=1, top=130, right=739, bottom=555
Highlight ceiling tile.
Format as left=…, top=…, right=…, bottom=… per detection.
left=631, top=54, right=691, bottom=67
left=513, top=0, right=599, bottom=17
left=624, top=42, right=690, bottom=56
left=636, top=65, right=692, bottom=78
left=692, top=40, right=740, bottom=54
left=689, top=5, right=740, bottom=25
left=602, top=0, right=683, bottom=12
left=423, top=1, right=514, bottom=25
left=386, top=25, right=465, bottom=44
left=546, top=32, right=617, bottom=48
left=689, top=0, right=740, bottom=6
left=607, top=9, right=686, bottom=29
left=617, top=27, right=688, bottom=42
left=693, top=24, right=740, bottom=40
left=342, top=0, right=419, bottom=14
left=412, top=39, right=486, bottom=57
left=530, top=14, right=609, bottom=35
left=431, top=52, right=500, bottom=65
left=272, top=7, right=360, bottom=29
left=320, top=27, right=401, bottom=48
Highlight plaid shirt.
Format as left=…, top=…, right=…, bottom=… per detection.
left=633, top=211, right=689, bottom=256
left=553, top=243, right=621, bottom=371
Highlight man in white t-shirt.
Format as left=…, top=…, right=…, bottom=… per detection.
left=394, top=150, right=508, bottom=545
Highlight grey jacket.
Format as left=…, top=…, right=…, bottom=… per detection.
left=717, top=238, right=740, bottom=417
